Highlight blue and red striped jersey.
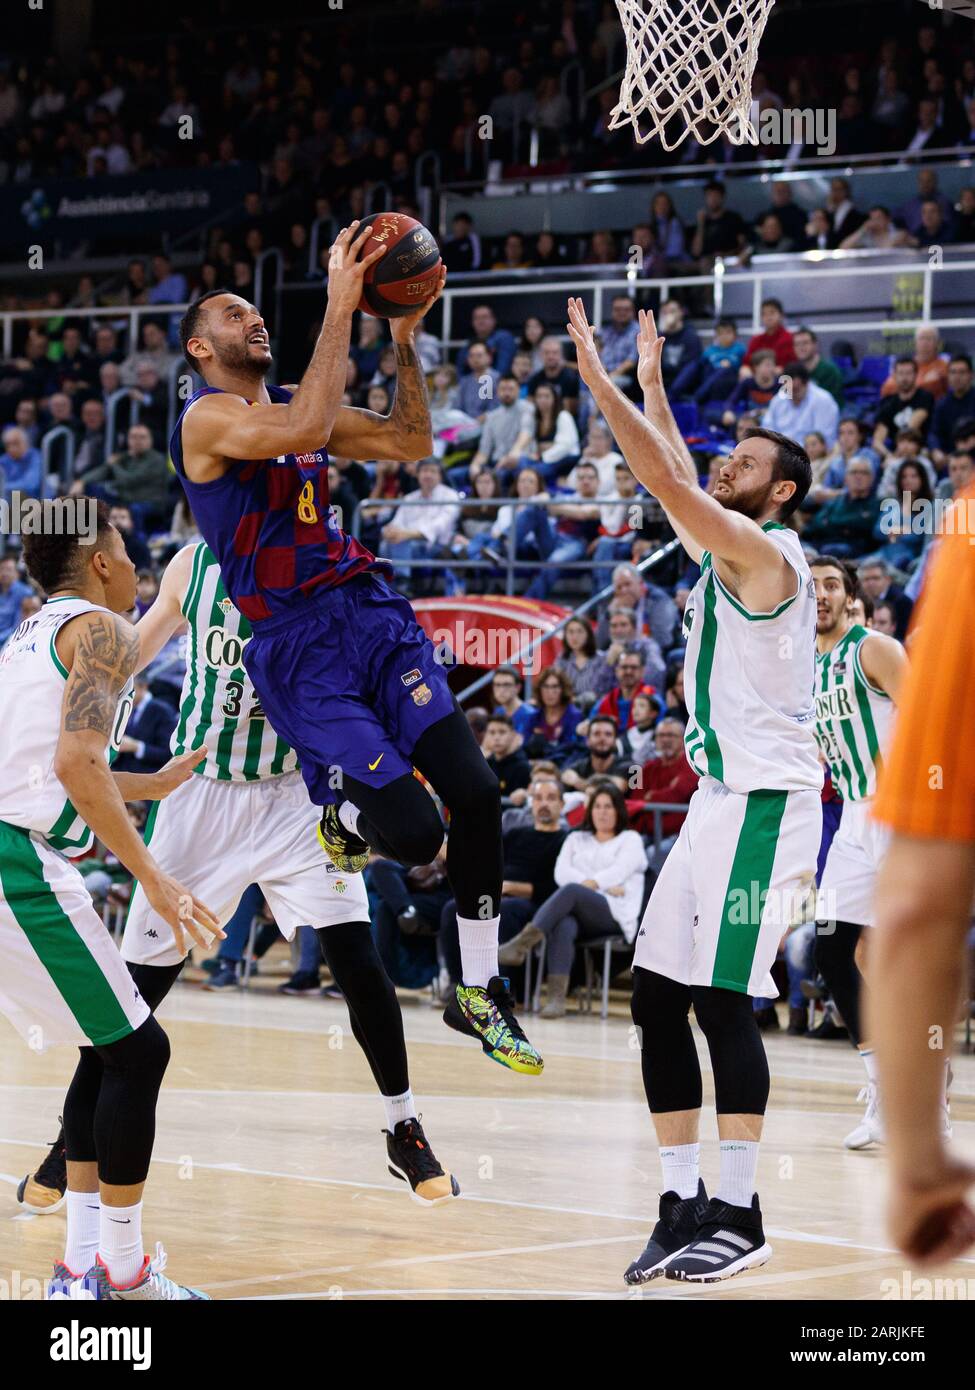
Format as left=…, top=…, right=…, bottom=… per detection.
left=170, top=385, right=389, bottom=624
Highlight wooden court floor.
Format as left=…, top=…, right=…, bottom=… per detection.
left=2, top=955, right=973, bottom=1301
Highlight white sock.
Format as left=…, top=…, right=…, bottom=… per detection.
left=659, top=1142, right=700, bottom=1199
left=98, top=1200, right=145, bottom=1288
left=457, top=913, right=500, bottom=989
left=338, top=801, right=361, bottom=838
left=716, top=1140, right=760, bottom=1209
left=860, top=1048, right=878, bottom=1085
left=383, top=1088, right=418, bottom=1132
left=64, top=1189, right=100, bottom=1276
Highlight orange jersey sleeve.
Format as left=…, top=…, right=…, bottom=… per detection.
left=874, top=484, right=975, bottom=842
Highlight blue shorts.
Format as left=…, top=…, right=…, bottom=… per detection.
left=243, top=573, right=455, bottom=806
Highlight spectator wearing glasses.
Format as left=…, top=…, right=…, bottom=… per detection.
left=522, top=666, right=584, bottom=765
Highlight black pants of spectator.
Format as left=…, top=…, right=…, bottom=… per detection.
left=814, top=918, right=863, bottom=1047
left=530, top=882, right=623, bottom=976
left=439, top=894, right=534, bottom=984
left=344, top=703, right=503, bottom=924
left=367, top=860, right=452, bottom=985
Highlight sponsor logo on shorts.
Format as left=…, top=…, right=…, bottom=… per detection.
left=400, top=668, right=422, bottom=686
left=325, top=862, right=338, bottom=873
left=411, top=683, right=432, bottom=706
left=144, top=929, right=158, bottom=939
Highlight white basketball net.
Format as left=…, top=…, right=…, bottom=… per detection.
left=609, top=0, right=776, bottom=150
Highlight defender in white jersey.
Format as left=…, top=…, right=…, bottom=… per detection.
left=809, top=556, right=917, bottom=1151
left=122, top=541, right=368, bottom=965
left=568, top=302, right=822, bottom=1284
left=2, top=504, right=219, bottom=1302
left=16, top=539, right=457, bottom=1211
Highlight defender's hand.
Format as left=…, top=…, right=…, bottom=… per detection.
left=145, top=746, right=208, bottom=800
left=636, top=309, right=666, bottom=397
left=142, top=870, right=223, bottom=959
left=566, top=298, right=608, bottom=391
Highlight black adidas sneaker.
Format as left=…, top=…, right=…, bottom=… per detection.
left=623, top=1179, right=709, bottom=1285
left=665, top=1194, right=772, bottom=1282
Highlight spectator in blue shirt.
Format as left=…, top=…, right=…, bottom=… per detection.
left=0, top=556, right=34, bottom=645
left=0, top=428, right=44, bottom=504
left=600, top=296, right=640, bottom=390
left=456, top=304, right=517, bottom=377
left=670, top=316, right=744, bottom=401
left=147, top=253, right=188, bottom=305
left=931, top=355, right=975, bottom=466
left=658, top=298, right=702, bottom=393
left=491, top=666, right=537, bottom=744
left=457, top=341, right=501, bottom=420
left=762, top=362, right=840, bottom=448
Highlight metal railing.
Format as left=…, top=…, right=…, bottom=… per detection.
left=0, top=301, right=191, bottom=363
left=436, top=252, right=975, bottom=359
left=349, top=493, right=675, bottom=615
left=41, top=425, right=76, bottom=493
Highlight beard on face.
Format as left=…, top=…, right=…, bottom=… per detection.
left=715, top=476, right=780, bottom=522
left=213, top=337, right=273, bottom=376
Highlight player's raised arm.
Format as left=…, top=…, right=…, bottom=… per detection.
left=53, top=610, right=219, bottom=950
left=566, top=298, right=784, bottom=576
left=133, top=543, right=194, bottom=669
left=328, top=268, right=445, bottom=463
left=181, top=222, right=387, bottom=469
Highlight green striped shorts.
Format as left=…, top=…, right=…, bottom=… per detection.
left=0, top=820, right=148, bottom=1049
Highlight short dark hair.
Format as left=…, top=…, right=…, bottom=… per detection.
left=487, top=713, right=513, bottom=729
left=808, top=553, right=857, bottom=598
left=716, top=316, right=737, bottom=333
left=793, top=325, right=817, bottom=342
left=894, top=354, right=917, bottom=369
left=950, top=354, right=973, bottom=370
left=580, top=779, right=629, bottom=836
left=953, top=417, right=975, bottom=442
left=493, top=664, right=522, bottom=689
left=588, top=714, right=619, bottom=736
left=761, top=297, right=784, bottom=314
left=178, top=288, right=234, bottom=371
left=741, top=425, right=812, bottom=519
left=856, top=587, right=875, bottom=621
left=781, top=360, right=810, bottom=382
left=22, top=500, right=114, bottom=594
left=704, top=180, right=726, bottom=196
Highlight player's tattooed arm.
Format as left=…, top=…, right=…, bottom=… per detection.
left=387, top=338, right=434, bottom=459
left=329, top=336, right=434, bottom=462
left=62, top=613, right=140, bottom=739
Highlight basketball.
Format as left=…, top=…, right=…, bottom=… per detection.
left=353, top=211, right=443, bottom=318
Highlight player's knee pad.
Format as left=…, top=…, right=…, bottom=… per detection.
left=631, top=967, right=692, bottom=1045
left=95, top=1014, right=171, bottom=1089
left=691, top=986, right=769, bottom=1115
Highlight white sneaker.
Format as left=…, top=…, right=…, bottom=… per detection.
left=844, top=1083, right=885, bottom=1149
left=89, top=1243, right=210, bottom=1300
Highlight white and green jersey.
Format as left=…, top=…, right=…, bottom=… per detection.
left=814, top=624, right=894, bottom=802
left=0, top=597, right=134, bottom=856
left=682, top=523, right=822, bottom=794
left=170, top=543, right=297, bottom=782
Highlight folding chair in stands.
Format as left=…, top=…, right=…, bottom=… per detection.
left=580, top=935, right=633, bottom=1020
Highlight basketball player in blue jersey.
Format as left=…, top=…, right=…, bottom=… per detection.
left=171, top=222, right=542, bottom=1075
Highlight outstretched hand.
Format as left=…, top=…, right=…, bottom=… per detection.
left=565, top=297, right=607, bottom=391
left=636, top=308, right=666, bottom=397
left=326, top=221, right=387, bottom=319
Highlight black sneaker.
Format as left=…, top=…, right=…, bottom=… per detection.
left=623, top=1179, right=709, bottom=1285
left=317, top=804, right=369, bottom=873
left=754, top=1005, right=780, bottom=1031
left=442, top=975, right=543, bottom=1074
left=385, top=1117, right=460, bottom=1206
left=665, top=1194, right=772, bottom=1282
left=278, top=971, right=321, bottom=996
left=17, top=1117, right=67, bottom=1214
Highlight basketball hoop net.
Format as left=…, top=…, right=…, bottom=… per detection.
left=609, top=0, right=776, bottom=150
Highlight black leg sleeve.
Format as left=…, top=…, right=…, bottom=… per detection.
left=814, top=919, right=863, bottom=1047
left=631, top=966, right=702, bottom=1113
left=691, top=986, right=770, bottom=1116
left=91, top=1016, right=171, bottom=1186
left=316, top=921, right=410, bottom=1098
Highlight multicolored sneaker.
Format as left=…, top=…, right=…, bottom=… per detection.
left=88, top=1244, right=210, bottom=1300
left=17, top=1118, right=66, bottom=1215
left=443, top=975, right=543, bottom=1075
left=47, top=1261, right=96, bottom=1300
left=385, top=1117, right=460, bottom=1206
left=317, top=804, right=369, bottom=873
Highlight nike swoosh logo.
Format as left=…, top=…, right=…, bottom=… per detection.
left=108, top=1218, right=131, bottom=1224
left=368, top=754, right=384, bottom=771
